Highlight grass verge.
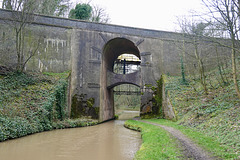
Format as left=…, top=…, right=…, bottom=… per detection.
left=146, top=119, right=239, bottom=159
left=124, top=120, right=183, bottom=160
left=165, top=70, right=240, bottom=159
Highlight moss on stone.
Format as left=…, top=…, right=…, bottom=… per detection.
left=144, top=84, right=152, bottom=88
left=152, top=76, right=164, bottom=118
left=70, top=94, right=99, bottom=119
left=86, top=98, right=94, bottom=108
left=141, top=76, right=164, bottom=119
left=94, top=107, right=99, bottom=115
left=70, top=94, right=83, bottom=119
left=141, top=113, right=155, bottom=119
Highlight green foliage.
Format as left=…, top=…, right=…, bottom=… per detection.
left=70, top=94, right=81, bottom=119
left=114, top=114, right=119, bottom=120
left=144, top=84, right=152, bottom=88
left=114, top=94, right=140, bottom=110
left=150, top=77, right=164, bottom=118
left=0, top=72, right=37, bottom=106
left=146, top=119, right=238, bottom=159
left=114, top=84, right=140, bottom=111
left=165, top=65, right=240, bottom=156
left=51, top=119, right=98, bottom=129
left=69, top=3, right=92, bottom=20
left=124, top=120, right=183, bottom=160
left=0, top=116, right=33, bottom=140
left=86, top=98, right=94, bottom=108
left=0, top=72, right=97, bottom=142
left=54, top=80, right=68, bottom=120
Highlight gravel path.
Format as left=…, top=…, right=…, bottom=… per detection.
left=140, top=121, right=220, bottom=160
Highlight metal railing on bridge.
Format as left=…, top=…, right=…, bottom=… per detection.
left=113, top=90, right=141, bottom=95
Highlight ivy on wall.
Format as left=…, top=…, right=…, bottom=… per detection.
left=0, top=72, right=97, bottom=142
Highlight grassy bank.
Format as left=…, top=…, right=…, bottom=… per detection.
left=124, top=120, right=183, bottom=160
left=164, top=67, right=240, bottom=158
left=146, top=119, right=239, bottom=159
left=0, top=72, right=97, bottom=142
left=125, top=119, right=239, bottom=159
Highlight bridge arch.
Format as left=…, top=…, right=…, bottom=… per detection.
left=99, top=38, right=141, bottom=121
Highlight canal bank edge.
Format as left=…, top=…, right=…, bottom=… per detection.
left=124, top=120, right=184, bottom=159
left=124, top=119, right=238, bottom=160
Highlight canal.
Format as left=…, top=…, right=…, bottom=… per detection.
left=0, top=120, right=141, bottom=160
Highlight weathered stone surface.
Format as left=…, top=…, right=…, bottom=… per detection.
left=162, top=77, right=176, bottom=120
left=71, top=94, right=99, bottom=119
left=107, top=71, right=141, bottom=89
left=0, top=9, right=231, bottom=122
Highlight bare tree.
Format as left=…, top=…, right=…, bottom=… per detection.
left=202, top=0, right=240, bottom=99
left=177, top=16, right=211, bottom=94
left=37, top=0, right=71, bottom=17
left=2, top=0, right=41, bottom=72
left=2, top=0, right=71, bottom=17
left=90, top=4, right=110, bottom=23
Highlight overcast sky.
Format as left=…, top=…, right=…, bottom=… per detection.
left=0, top=0, right=205, bottom=32
left=72, top=0, right=205, bottom=32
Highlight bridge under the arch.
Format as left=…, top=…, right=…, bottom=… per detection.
left=0, top=9, right=195, bottom=122
left=100, top=38, right=141, bottom=121
left=70, top=33, right=164, bottom=122
left=0, top=9, right=230, bottom=122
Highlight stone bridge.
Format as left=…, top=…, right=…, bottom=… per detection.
left=0, top=9, right=229, bottom=122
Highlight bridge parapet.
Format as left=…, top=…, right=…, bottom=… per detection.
left=107, top=70, right=141, bottom=89
left=0, top=9, right=232, bottom=122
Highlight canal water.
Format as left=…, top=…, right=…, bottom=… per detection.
left=0, top=120, right=141, bottom=160
left=117, top=110, right=140, bottom=120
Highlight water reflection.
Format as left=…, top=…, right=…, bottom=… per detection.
left=117, top=111, right=140, bottom=120
left=0, top=120, right=141, bottom=160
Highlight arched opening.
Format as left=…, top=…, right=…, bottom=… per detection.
left=114, top=84, right=140, bottom=120
left=103, top=38, right=140, bottom=72
left=113, top=54, right=141, bottom=74
left=100, top=38, right=141, bottom=122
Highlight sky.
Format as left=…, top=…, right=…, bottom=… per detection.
left=0, top=0, right=205, bottom=32
left=72, top=0, right=206, bottom=32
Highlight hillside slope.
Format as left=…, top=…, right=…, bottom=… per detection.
left=0, top=72, right=97, bottom=142
left=166, top=68, right=240, bottom=156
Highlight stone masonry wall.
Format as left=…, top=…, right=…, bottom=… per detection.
left=0, top=9, right=232, bottom=121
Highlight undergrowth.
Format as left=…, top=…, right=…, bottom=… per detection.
left=165, top=66, right=240, bottom=158
left=0, top=72, right=97, bottom=142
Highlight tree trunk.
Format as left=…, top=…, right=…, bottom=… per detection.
left=181, top=40, right=187, bottom=84
left=200, top=59, right=208, bottom=94
left=215, top=45, right=226, bottom=85
left=16, top=29, right=21, bottom=71
left=194, top=39, right=208, bottom=95
left=231, top=41, right=240, bottom=99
